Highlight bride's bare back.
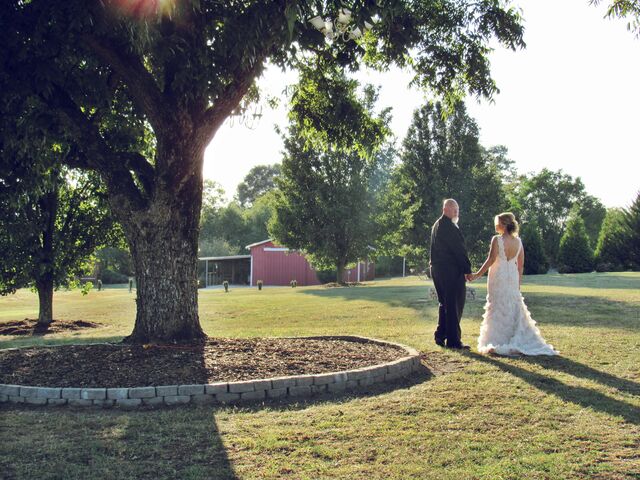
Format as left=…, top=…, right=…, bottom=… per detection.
left=501, top=234, right=521, bottom=261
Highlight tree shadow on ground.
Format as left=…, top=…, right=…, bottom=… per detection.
left=517, top=355, right=640, bottom=397
left=0, top=363, right=437, bottom=479
left=0, top=340, right=238, bottom=480
left=460, top=351, right=640, bottom=426
left=0, top=402, right=239, bottom=480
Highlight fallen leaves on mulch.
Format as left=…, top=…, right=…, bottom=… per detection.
left=0, top=337, right=407, bottom=388
left=0, top=319, right=101, bottom=336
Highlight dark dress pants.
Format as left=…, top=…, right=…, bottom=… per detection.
left=431, top=264, right=466, bottom=347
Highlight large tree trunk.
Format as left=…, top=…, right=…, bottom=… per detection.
left=117, top=143, right=206, bottom=344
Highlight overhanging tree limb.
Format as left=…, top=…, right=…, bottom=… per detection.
left=81, top=33, right=170, bottom=134
left=196, top=65, right=262, bottom=148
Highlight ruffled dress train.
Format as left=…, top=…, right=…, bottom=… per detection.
left=477, top=236, right=559, bottom=356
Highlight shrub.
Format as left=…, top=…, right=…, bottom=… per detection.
left=257, top=280, right=263, bottom=290
left=316, top=269, right=337, bottom=284
left=223, top=280, right=229, bottom=292
left=290, top=279, right=297, bottom=288
left=374, top=256, right=405, bottom=277
left=558, top=214, right=593, bottom=273
left=100, top=269, right=129, bottom=284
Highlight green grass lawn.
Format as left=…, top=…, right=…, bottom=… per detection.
left=1, top=273, right=639, bottom=479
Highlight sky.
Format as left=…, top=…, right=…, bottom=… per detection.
left=204, top=0, right=640, bottom=209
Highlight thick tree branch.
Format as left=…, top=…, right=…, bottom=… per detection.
left=193, top=0, right=294, bottom=150
left=81, top=33, right=169, bottom=134
left=121, top=151, right=155, bottom=195
left=42, top=87, right=151, bottom=209
left=43, top=87, right=114, bottom=172
left=195, top=63, right=263, bottom=150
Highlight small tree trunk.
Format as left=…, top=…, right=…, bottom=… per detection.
left=35, top=175, right=58, bottom=329
left=336, top=259, right=346, bottom=285
left=36, top=278, right=54, bottom=327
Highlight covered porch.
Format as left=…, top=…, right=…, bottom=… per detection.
left=198, top=255, right=251, bottom=286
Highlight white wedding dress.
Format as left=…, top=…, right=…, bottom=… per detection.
left=477, top=236, right=559, bottom=356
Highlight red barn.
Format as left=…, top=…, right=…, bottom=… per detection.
left=199, top=239, right=374, bottom=287
left=247, top=239, right=320, bottom=286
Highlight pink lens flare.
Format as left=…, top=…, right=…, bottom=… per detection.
left=106, top=0, right=177, bottom=19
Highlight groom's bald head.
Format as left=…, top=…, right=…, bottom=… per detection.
left=442, top=199, right=459, bottom=220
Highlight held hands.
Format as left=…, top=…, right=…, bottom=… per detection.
left=466, top=272, right=481, bottom=282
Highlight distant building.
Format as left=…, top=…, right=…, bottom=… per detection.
left=198, top=239, right=375, bottom=287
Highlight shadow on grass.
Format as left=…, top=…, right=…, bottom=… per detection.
left=0, top=365, right=435, bottom=478
left=0, top=403, right=240, bottom=480
left=0, top=340, right=240, bottom=480
left=461, top=351, right=640, bottom=426
left=118, top=408, right=239, bottom=479
left=517, top=355, right=640, bottom=397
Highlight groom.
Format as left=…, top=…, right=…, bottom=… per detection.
left=429, top=199, right=472, bottom=349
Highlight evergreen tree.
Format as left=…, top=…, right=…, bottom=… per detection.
left=594, top=208, right=631, bottom=271
left=519, top=222, right=549, bottom=275
left=380, top=101, right=506, bottom=267
left=624, top=191, right=640, bottom=268
left=558, top=213, right=594, bottom=273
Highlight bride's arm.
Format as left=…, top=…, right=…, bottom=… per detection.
left=518, top=242, right=525, bottom=287
left=471, top=237, right=498, bottom=281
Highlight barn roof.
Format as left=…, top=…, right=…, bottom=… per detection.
left=199, top=255, right=251, bottom=261
left=245, top=239, right=273, bottom=249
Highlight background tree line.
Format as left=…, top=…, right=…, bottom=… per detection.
left=98, top=91, right=640, bottom=282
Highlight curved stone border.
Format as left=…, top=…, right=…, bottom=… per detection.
left=0, top=336, right=422, bottom=409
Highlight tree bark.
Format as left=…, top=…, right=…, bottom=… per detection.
left=117, top=143, right=206, bottom=344
left=336, top=259, right=346, bottom=285
left=35, top=177, right=58, bottom=329
left=36, top=278, right=54, bottom=327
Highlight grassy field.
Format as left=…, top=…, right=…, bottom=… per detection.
left=1, top=273, right=639, bottom=479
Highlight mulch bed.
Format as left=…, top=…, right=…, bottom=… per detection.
left=0, top=319, right=101, bottom=336
left=0, top=337, right=407, bottom=388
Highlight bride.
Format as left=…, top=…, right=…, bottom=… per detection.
left=469, top=213, right=558, bottom=356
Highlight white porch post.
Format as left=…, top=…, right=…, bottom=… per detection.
left=205, top=259, right=209, bottom=287
left=249, top=255, right=253, bottom=286
left=402, top=256, right=406, bottom=277
left=357, top=261, right=361, bottom=282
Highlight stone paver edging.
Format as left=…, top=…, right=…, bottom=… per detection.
left=0, top=336, right=422, bottom=409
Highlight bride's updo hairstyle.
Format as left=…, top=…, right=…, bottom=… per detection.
left=495, top=212, right=519, bottom=236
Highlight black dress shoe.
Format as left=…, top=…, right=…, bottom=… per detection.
left=435, top=339, right=446, bottom=347
left=447, top=344, right=470, bottom=350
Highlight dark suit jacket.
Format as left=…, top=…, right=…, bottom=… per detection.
left=429, top=215, right=472, bottom=275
